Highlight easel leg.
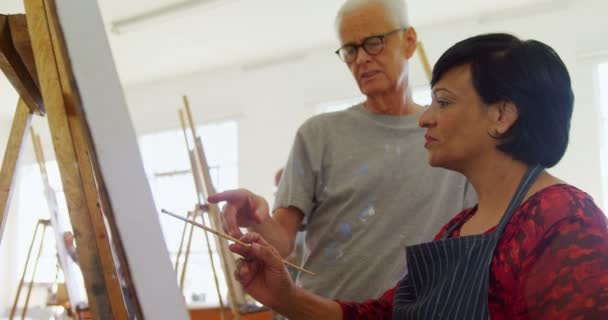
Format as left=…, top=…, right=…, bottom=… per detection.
left=175, top=215, right=189, bottom=272
left=180, top=211, right=196, bottom=290
left=0, top=99, right=31, bottom=245
left=21, top=221, right=48, bottom=319
left=9, top=219, right=41, bottom=320
left=416, top=41, right=433, bottom=82
left=24, top=0, right=130, bottom=318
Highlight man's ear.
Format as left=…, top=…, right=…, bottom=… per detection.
left=404, top=27, right=418, bottom=59
left=490, top=101, right=519, bottom=136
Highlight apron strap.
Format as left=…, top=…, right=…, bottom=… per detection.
left=494, top=164, right=544, bottom=235
left=442, top=205, right=477, bottom=239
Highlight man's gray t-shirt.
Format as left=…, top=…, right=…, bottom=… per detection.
left=274, top=104, right=476, bottom=302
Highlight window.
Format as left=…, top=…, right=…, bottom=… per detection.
left=138, top=120, right=238, bottom=305
left=315, top=86, right=433, bottom=114
left=412, top=86, right=432, bottom=106
left=598, top=63, right=608, bottom=211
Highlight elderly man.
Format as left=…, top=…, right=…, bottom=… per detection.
left=209, top=0, right=474, bottom=301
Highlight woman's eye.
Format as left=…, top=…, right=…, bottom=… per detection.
left=433, top=99, right=449, bottom=108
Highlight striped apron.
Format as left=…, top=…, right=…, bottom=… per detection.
left=393, top=165, right=543, bottom=319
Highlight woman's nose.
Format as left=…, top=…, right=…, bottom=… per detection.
left=418, top=106, right=436, bottom=128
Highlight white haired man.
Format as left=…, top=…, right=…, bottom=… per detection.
left=209, top=0, right=474, bottom=301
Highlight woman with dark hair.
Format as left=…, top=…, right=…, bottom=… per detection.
left=222, top=33, right=608, bottom=319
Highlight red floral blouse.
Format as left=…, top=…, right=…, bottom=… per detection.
left=337, top=184, right=608, bottom=319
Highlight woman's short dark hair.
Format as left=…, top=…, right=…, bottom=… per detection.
left=431, top=33, right=574, bottom=168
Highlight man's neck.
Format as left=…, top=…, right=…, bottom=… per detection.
left=364, top=87, right=423, bottom=115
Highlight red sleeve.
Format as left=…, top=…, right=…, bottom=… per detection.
left=512, top=191, right=608, bottom=319
left=336, top=284, right=396, bottom=320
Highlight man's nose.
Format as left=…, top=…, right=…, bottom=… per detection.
left=355, top=46, right=372, bottom=64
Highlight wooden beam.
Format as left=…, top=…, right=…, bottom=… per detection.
left=32, top=129, right=113, bottom=314
left=35, top=2, right=142, bottom=315
left=70, top=119, right=134, bottom=320
left=195, top=136, right=247, bottom=313
left=8, top=15, right=40, bottom=88
left=0, top=14, right=43, bottom=115
left=190, top=155, right=227, bottom=319
left=29, top=0, right=144, bottom=318
left=24, top=1, right=119, bottom=318
left=180, top=210, right=195, bottom=289
left=174, top=210, right=190, bottom=273
left=179, top=110, right=226, bottom=319
left=417, top=41, right=433, bottom=82
left=20, top=221, right=49, bottom=319
left=0, top=99, right=32, bottom=246
left=42, top=0, right=188, bottom=318
left=41, top=0, right=162, bottom=316
left=9, top=219, right=45, bottom=319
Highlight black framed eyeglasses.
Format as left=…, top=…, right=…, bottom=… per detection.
left=335, top=28, right=407, bottom=63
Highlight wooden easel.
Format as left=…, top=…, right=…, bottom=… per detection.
left=1, top=1, right=189, bottom=319
left=173, top=206, right=235, bottom=319
left=9, top=219, right=50, bottom=319
left=173, top=96, right=274, bottom=320
left=417, top=41, right=433, bottom=81
left=178, top=95, right=247, bottom=319
left=9, top=216, right=90, bottom=320
left=0, top=8, right=135, bottom=320
left=175, top=106, right=226, bottom=314
left=1, top=8, right=139, bottom=319
left=28, top=127, right=89, bottom=317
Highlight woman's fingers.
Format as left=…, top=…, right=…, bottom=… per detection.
left=250, top=242, right=284, bottom=269
left=234, top=258, right=253, bottom=287
left=229, top=242, right=252, bottom=258
left=229, top=233, right=283, bottom=269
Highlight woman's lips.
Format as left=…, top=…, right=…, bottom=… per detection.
left=424, top=135, right=437, bottom=148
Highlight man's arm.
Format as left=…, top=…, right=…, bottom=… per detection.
left=250, top=206, right=304, bottom=258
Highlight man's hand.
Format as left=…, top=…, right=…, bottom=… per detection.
left=208, top=189, right=270, bottom=239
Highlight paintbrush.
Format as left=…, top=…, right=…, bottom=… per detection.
left=161, top=209, right=315, bottom=276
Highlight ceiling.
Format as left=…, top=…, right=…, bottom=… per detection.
left=0, top=0, right=562, bottom=121
left=98, top=0, right=557, bottom=84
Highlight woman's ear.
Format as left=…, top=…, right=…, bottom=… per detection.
left=490, top=101, right=519, bottom=136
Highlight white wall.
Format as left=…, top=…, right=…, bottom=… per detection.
left=124, top=0, right=608, bottom=208
left=125, top=50, right=358, bottom=202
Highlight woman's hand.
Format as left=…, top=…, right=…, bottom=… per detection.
left=229, top=232, right=296, bottom=310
